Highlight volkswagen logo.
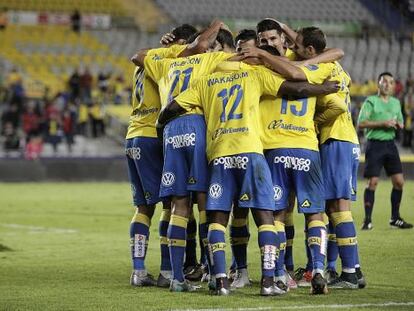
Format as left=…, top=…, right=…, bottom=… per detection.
left=209, top=183, right=223, bottom=199
left=273, top=186, right=283, bottom=201
left=161, top=172, right=175, bottom=187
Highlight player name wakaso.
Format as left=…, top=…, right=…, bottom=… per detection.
left=207, top=71, right=248, bottom=87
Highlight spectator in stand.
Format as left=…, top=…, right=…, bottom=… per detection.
left=47, top=112, right=62, bottom=154
left=71, top=9, right=81, bottom=34
left=0, top=7, right=8, bottom=31
left=62, top=105, right=77, bottom=153
left=80, top=67, right=93, bottom=104
left=68, top=69, right=81, bottom=101
left=402, top=86, right=414, bottom=147
left=25, top=135, right=43, bottom=160
left=7, top=68, right=25, bottom=112
left=395, top=79, right=404, bottom=101
left=3, top=122, right=20, bottom=151
left=1, top=103, right=19, bottom=130
left=22, top=103, right=40, bottom=140
left=89, top=100, right=105, bottom=138
left=97, top=71, right=110, bottom=93
left=113, top=74, right=125, bottom=105
left=77, top=101, right=89, bottom=136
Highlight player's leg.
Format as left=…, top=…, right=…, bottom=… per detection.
left=284, top=195, right=296, bottom=281
left=184, top=207, right=198, bottom=276
left=126, top=137, right=162, bottom=286
left=273, top=209, right=289, bottom=291
left=196, top=192, right=210, bottom=282
left=362, top=177, right=378, bottom=230
left=264, top=148, right=293, bottom=290
left=240, top=152, right=285, bottom=296
left=168, top=195, right=193, bottom=290
left=251, top=209, right=284, bottom=296
left=185, top=114, right=212, bottom=280
left=208, top=210, right=231, bottom=295
left=389, top=173, right=412, bottom=228
left=385, top=142, right=413, bottom=228
left=326, top=199, right=358, bottom=289
left=325, top=218, right=339, bottom=283
left=157, top=200, right=172, bottom=287
left=206, top=156, right=235, bottom=295
left=160, top=117, right=198, bottom=291
left=291, top=148, right=327, bottom=294
left=362, top=140, right=384, bottom=229
left=322, top=141, right=363, bottom=289
left=229, top=205, right=251, bottom=288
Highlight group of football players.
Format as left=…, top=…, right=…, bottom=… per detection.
left=125, top=18, right=366, bottom=296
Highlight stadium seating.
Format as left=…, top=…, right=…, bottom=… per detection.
left=0, top=25, right=134, bottom=97
left=327, top=36, right=413, bottom=85
left=0, top=0, right=126, bottom=16
left=153, top=0, right=377, bottom=25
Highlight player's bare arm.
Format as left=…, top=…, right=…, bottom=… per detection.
left=297, top=48, right=344, bottom=66
left=157, top=100, right=186, bottom=129
left=240, top=46, right=306, bottom=80
left=278, top=80, right=340, bottom=98
left=130, top=48, right=150, bottom=67
left=178, top=19, right=224, bottom=57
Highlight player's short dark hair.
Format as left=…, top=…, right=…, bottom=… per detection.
left=235, top=29, right=257, bottom=43
left=378, top=72, right=393, bottom=82
left=216, top=29, right=235, bottom=49
left=256, top=19, right=283, bottom=35
left=297, top=27, right=326, bottom=54
left=171, top=24, right=198, bottom=42
left=259, top=44, right=280, bottom=56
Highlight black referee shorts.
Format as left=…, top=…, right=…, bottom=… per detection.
left=363, top=139, right=403, bottom=178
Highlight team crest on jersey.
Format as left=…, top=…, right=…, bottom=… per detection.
left=301, top=199, right=311, bottom=208
left=273, top=186, right=283, bottom=201
left=305, top=64, right=319, bottom=71
left=239, top=193, right=250, bottom=201
left=161, top=172, right=175, bottom=187
left=188, top=177, right=196, bottom=184
left=209, top=183, right=223, bottom=199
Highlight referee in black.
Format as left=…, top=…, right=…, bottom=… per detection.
left=358, top=72, right=413, bottom=230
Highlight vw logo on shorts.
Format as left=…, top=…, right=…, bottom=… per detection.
left=209, top=183, right=223, bottom=199
left=273, top=186, right=283, bottom=201
left=161, top=172, right=175, bottom=187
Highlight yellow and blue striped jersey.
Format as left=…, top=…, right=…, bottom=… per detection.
left=144, top=51, right=232, bottom=113
left=175, top=62, right=285, bottom=161
left=126, top=44, right=187, bottom=139
left=300, top=62, right=359, bottom=144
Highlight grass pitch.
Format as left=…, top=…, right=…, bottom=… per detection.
left=0, top=181, right=414, bottom=311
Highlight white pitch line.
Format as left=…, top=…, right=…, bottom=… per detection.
left=2, top=223, right=78, bottom=234
left=171, top=301, right=414, bottom=311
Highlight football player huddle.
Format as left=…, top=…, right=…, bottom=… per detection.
left=125, top=18, right=366, bottom=296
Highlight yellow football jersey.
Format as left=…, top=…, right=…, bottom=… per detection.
left=300, top=62, right=359, bottom=144
left=260, top=94, right=319, bottom=151
left=144, top=51, right=232, bottom=113
left=175, top=63, right=285, bottom=162
left=285, top=48, right=296, bottom=61
left=126, top=45, right=187, bottom=139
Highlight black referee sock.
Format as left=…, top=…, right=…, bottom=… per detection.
left=363, top=188, right=375, bottom=222
left=391, top=188, right=402, bottom=220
